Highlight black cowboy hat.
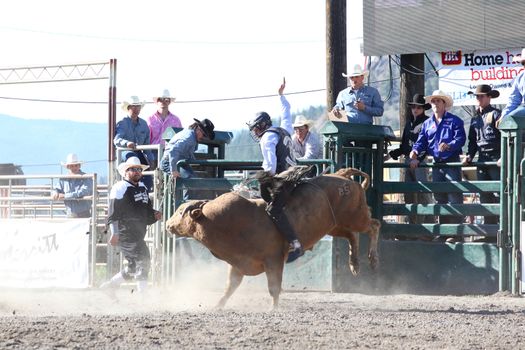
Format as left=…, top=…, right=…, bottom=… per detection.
left=467, top=84, right=500, bottom=98
left=407, top=93, right=431, bottom=110
left=193, top=118, right=215, bottom=140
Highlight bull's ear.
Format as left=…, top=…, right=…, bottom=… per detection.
left=190, top=208, right=203, bottom=219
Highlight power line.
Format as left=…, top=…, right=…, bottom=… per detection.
left=0, top=89, right=326, bottom=105
left=0, top=25, right=324, bottom=46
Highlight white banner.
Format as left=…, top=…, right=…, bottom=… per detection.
left=439, top=48, right=525, bottom=106
left=0, top=219, right=90, bottom=288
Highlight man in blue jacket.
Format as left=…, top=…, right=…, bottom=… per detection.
left=409, top=90, right=466, bottom=231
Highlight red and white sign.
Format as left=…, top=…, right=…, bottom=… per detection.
left=439, top=48, right=524, bottom=106
left=0, top=219, right=90, bottom=288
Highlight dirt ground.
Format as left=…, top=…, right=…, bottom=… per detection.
left=1, top=285, right=524, bottom=350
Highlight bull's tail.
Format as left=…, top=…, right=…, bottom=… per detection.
left=332, top=168, right=370, bottom=190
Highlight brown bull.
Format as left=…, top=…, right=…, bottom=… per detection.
left=166, top=167, right=380, bottom=309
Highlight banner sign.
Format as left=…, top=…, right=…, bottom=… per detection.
left=438, top=48, right=525, bottom=106
left=0, top=219, right=90, bottom=288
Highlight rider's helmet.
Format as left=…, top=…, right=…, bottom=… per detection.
left=247, top=112, right=272, bottom=141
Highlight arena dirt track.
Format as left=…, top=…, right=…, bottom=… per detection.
left=1, top=287, right=525, bottom=349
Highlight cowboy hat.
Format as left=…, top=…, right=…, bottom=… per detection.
left=342, top=64, right=369, bottom=78
left=512, top=48, right=525, bottom=63
left=424, top=89, right=454, bottom=109
left=153, top=89, right=176, bottom=103
left=467, top=84, right=500, bottom=98
left=117, top=156, right=149, bottom=177
left=193, top=118, right=215, bottom=140
left=121, top=96, right=145, bottom=112
left=61, top=153, right=83, bottom=167
left=407, top=93, right=431, bottom=110
left=292, top=115, right=314, bottom=128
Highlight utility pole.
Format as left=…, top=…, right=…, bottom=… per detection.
left=326, top=0, right=347, bottom=109
left=399, top=54, right=424, bottom=131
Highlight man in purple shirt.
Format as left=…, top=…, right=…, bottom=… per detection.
left=409, top=90, right=466, bottom=231
left=147, top=89, right=183, bottom=168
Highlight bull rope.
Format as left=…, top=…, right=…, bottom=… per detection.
left=302, top=180, right=338, bottom=232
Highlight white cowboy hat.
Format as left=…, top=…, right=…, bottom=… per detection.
left=61, top=153, right=83, bottom=167
left=292, top=115, right=314, bottom=128
left=117, top=156, right=149, bottom=177
left=512, top=48, right=525, bottom=63
left=121, top=96, right=145, bottom=112
left=342, top=64, right=369, bottom=78
left=153, top=89, right=176, bottom=103
left=424, top=89, right=454, bottom=109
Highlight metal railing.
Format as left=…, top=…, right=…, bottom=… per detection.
left=0, top=173, right=101, bottom=287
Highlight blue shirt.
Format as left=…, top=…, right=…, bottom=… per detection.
left=164, top=128, right=198, bottom=172
left=113, top=116, right=153, bottom=160
left=412, top=112, right=466, bottom=162
left=54, top=171, right=93, bottom=216
left=502, top=70, right=525, bottom=117
left=334, top=85, right=384, bottom=124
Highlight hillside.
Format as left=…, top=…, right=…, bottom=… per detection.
left=0, top=115, right=108, bottom=181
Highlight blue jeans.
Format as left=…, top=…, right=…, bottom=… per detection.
left=160, top=157, right=195, bottom=200
left=432, top=163, right=463, bottom=224
left=477, top=155, right=500, bottom=224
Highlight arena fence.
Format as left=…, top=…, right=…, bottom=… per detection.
left=0, top=173, right=100, bottom=288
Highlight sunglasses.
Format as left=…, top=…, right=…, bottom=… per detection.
left=158, top=98, right=171, bottom=103
left=127, top=167, right=143, bottom=173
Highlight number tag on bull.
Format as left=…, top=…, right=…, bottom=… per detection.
left=338, top=184, right=350, bottom=196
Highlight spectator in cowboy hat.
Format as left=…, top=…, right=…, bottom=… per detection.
left=462, top=84, right=502, bottom=226
left=409, top=90, right=466, bottom=233
left=113, top=95, right=154, bottom=191
left=291, top=115, right=322, bottom=160
left=160, top=118, right=215, bottom=179
left=387, top=94, right=433, bottom=225
left=101, top=156, right=162, bottom=296
left=332, top=63, right=384, bottom=124
left=501, top=48, right=525, bottom=118
left=52, top=153, right=93, bottom=218
left=146, top=89, right=183, bottom=169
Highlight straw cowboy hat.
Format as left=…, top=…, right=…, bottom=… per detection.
left=121, top=96, right=145, bottom=112
left=292, top=115, right=314, bottom=128
left=61, top=153, right=83, bottom=167
left=342, top=64, right=369, bottom=78
left=193, top=118, right=216, bottom=140
left=153, top=89, right=176, bottom=103
left=407, top=93, right=431, bottom=110
left=467, top=84, right=500, bottom=98
left=512, top=48, right=525, bottom=63
left=424, top=90, right=454, bottom=109
left=117, top=156, right=149, bottom=177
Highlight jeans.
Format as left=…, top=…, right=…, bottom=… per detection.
left=403, top=159, right=434, bottom=224
left=432, top=163, right=463, bottom=224
left=160, top=157, right=195, bottom=200
left=477, top=155, right=500, bottom=224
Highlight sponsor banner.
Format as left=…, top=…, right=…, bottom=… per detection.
left=0, top=219, right=90, bottom=288
left=439, top=48, right=525, bottom=106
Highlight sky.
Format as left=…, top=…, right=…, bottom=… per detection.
left=0, top=0, right=364, bottom=131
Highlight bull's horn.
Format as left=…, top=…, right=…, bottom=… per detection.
left=182, top=201, right=204, bottom=216
left=333, top=168, right=370, bottom=190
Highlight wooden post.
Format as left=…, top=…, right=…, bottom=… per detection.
left=399, top=54, right=424, bottom=131
left=326, top=0, right=347, bottom=109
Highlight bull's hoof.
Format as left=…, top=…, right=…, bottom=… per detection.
left=369, top=252, right=379, bottom=270
left=349, top=262, right=360, bottom=276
